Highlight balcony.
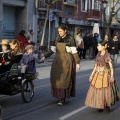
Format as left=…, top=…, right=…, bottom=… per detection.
left=63, top=0, right=77, bottom=7
left=86, top=9, right=102, bottom=21
left=63, top=2, right=77, bottom=7
left=38, top=0, right=62, bottom=12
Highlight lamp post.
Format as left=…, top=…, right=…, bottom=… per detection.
left=102, top=0, right=108, bottom=39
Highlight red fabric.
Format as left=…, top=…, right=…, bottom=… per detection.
left=2, top=58, right=5, bottom=64
left=16, top=34, right=28, bottom=53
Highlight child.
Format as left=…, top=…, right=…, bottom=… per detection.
left=85, top=40, right=119, bottom=112
left=19, top=44, right=42, bottom=79
left=9, top=39, right=22, bottom=64
left=0, top=39, right=10, bottom=65
left=0, top=39, right=11, bottom=74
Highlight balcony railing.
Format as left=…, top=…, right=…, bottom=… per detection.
left=87, top=9, right=101, bottom=19
left=38, top=0, right=62, bottom=11
left=63, top=2, right=77, bottom=7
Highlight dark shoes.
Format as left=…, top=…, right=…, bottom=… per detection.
left=106, top=106, right=110, bottom=112
left=18, top=73, right=25, bottom=80
left=97, top=109, right=104, bottom=112
left=58, top=99, right=65, bottom=106
left=97, top=106, right=110, bottom=112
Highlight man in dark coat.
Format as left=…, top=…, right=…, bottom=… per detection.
left=89, top=34, right=96, bottom=59
left=83, top=33, right=89, bottom=59
left=109, top=35, right=120, bottom=67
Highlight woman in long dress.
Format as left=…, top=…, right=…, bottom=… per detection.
left=41, top=24, right=80, bottom=105
left=85, top=40, right=119, bottom=112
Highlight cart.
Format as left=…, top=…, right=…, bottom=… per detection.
left=0, top=63, right=37, bottom=103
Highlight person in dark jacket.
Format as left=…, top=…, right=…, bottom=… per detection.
left=94, top=33, right=100, bottom=56
left=109, top=35, right=120, bottom=67
left=83, top=33, right=89, bottom=59
left=89, top=34, right=96, bottom=59
left=104, top=34, right=111, bottom=53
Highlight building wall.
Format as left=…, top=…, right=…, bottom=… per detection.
left=3, top=6, right=16, bottom=39
left=59, top=0, right=103, bottom=37
left=16, top=0, right=34, bottom=36
left=16, top=7, right=28, bottom=35
left=0, top=0, right=35, bottom=40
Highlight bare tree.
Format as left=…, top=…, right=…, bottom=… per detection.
left=105, top=0, right=120, bottom=35
left=40, top=0, right=58, bottom=46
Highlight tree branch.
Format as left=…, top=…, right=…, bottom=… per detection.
left=51, top=0, right=59, bottom=5
left=111, top=0, right=120, bottom=10
left=107, top=0, right=120, bottom=26
left=113, top=7, right=120, bottom=16
left=40, top=0, right=59, bottom=46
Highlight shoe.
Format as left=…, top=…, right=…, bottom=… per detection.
left=19, top=73, right=25, bottom=80
left=58, top=99, right=65, bottom=106
left=18, top=76, right=22, bottom=80
left=106, top=106, right=110, bottom=112
left=97, top=109, right=104, bottom=112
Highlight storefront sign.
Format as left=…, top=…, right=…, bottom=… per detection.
left=49, top=10, right=53, bottom=22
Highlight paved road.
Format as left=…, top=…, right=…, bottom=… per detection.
left=0, top=57, right=120, bottom=120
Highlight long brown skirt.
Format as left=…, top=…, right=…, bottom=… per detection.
left=51, top=55, right=76, bottom=99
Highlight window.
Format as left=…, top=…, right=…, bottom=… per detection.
left=89, top=0, right=92, bottom=9
left=94, top=0, right=101, bottom=11
left=81, top=0, right=87, bottom=12
left=89, top=0, right=94, bottom=9
left=105, top=4, right=109, bottom=15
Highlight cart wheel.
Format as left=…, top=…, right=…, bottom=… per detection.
left=21, top=80, right=34, bottom=103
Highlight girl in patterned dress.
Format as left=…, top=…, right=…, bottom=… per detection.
left=85, top=40, right=119, bottom=112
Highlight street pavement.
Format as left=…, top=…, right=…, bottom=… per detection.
left=0, top=55, right=120, bottom=120
left=36, top=55, right=120, bottom=79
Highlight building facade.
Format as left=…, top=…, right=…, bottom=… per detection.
left=37, top=0, right=62, bottom=45
left=0, top=0, right=35, bottom=41
left=37, top=0, right=103, bottom=45
left=1, top=0, right=119, bottom=44
left=59, top=0, right=103, bottom=36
